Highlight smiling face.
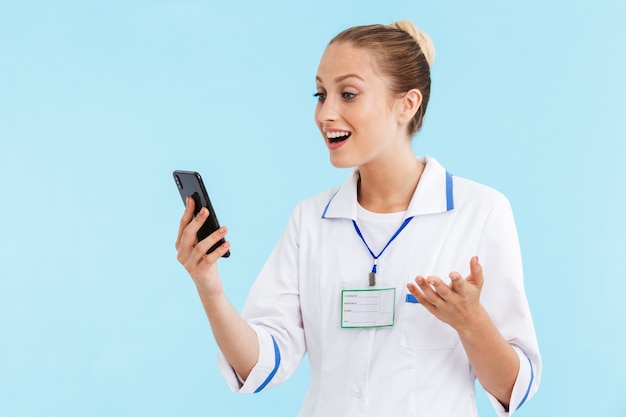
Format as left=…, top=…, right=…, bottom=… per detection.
left=314, top=42, right=412, bottom=169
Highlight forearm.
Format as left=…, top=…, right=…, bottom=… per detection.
left=457, top=307, right=519, bottom=409
left=197, top=289, right=259, bottom=381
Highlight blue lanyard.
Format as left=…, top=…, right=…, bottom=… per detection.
left=352, top=216, right=413, bottom=286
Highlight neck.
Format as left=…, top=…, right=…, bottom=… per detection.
left=357, top=153, right=424, bottom=213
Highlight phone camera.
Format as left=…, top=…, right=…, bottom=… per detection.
left=175, top=175, right=182, bottom=189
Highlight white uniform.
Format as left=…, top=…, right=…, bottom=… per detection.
left=218, top=157, right=541, bottom=417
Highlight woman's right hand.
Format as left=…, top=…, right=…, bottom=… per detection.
left=175, top=196, right=231, bottom=296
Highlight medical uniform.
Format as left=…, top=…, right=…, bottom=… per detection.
left=218, top=157, right=541, bottom=417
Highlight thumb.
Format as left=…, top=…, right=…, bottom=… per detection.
left=468, top=256, right=484, bottom=288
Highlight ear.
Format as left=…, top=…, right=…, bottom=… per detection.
left=396, top=89, right=422, bottom=125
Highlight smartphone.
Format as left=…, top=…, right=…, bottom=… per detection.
left=173, top=170, right=230, bottom=258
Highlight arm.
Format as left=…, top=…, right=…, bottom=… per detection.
left=175, top=197, right=258, bottom=380
left=407, top=196, right=541, bottom=413
left=407, top=257, right=518, bottom=408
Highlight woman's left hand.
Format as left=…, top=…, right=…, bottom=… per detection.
left=407, top=256, right=485, bottom=332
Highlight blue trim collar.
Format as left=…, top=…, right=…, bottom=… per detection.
left=321, top=157, right=454, bottom=220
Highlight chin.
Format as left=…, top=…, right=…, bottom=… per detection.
left=329, top=155, right=357, bottom=169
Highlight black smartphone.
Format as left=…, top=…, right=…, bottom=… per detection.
left=173, top=170, right=230, bottom=258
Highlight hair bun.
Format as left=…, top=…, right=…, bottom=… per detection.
left=390, top=20, right=435, bottom=67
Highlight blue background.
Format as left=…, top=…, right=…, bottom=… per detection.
left=1, top=1, right=625, bottom=416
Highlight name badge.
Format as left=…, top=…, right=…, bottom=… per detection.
left=341, top=288, right=396, bottom=328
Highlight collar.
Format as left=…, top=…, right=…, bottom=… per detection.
left=321, top=156, right=454, bottom=220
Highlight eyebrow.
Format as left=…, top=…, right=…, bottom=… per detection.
left=315, top=73, right=366, bottom=84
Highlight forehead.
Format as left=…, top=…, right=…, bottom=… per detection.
left=316, top=42, right=380, bottom=83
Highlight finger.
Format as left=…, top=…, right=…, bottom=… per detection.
left=415, top=275, right=445, bottom=306
left=179, top=206, right=209, bottom=253
left=407, top=277, right=427, bottom=302
left=406, top=279, right=437, bottom=314
left=449, top=271, right=465, bottom=294
left=176, top=196, right=195, bottom=249
left=193, top=225, right=228, bottom=258
left=425, top=275, right=452, bottom=301
left=181, top=225, right=228, bottom=270
left=468, top=256, right=484, bottom=288
left=200, top=240, right=231, bottom=265
left=189, top=206, right=210, bottom=236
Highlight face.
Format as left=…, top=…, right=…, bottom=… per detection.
left=314, top=42, right=410, bottom=169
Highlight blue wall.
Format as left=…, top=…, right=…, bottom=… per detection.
left=1, top=1, right=625, bottom=416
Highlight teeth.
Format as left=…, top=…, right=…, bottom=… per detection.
left=326, top=131, right=351, bottom=139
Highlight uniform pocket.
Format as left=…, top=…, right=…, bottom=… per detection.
left=399, top=294, right=459, bottom=349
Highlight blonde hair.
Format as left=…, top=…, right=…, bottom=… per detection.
left=329, top=21, right=435, bottom=136
left=389, top=20, right=435, bottom=68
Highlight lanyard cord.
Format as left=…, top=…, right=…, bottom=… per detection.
left=352, top=216, right=414, bottom=275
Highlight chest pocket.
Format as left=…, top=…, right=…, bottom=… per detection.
left=399, top=296, right=459, bottom=349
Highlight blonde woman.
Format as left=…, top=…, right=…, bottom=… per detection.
left=176, top=21, right=541, bottom=417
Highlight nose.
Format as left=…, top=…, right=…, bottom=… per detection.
left=315, top=96, right=338, bottom=125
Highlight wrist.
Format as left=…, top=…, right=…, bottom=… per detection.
left=454, top=305, right=492, bottom=339
left=195, top=281, right=226, bottom=306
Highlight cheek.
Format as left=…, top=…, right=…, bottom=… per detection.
left=351, top=102, right=379, bottom=124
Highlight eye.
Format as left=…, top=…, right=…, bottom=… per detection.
left=313, top=92, right=326, bottom=102
left=342, top=92, right=356, bottom=100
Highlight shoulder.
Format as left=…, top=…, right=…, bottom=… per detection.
left=275, top=185, right=342, bottom=240
left=451, top=174, right=514, bottom=221
left=420, top=156, right=511, bottom=214
left=453, top=174, right=507, bottom=201
left=293, top=186, right=342, bottom=218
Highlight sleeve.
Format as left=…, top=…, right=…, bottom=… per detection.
left=217, top=204, right=306, bottom=394
left=476, top=196, right=542, bottom=416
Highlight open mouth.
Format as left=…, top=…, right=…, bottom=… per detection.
left=327, top=131, right=351, bottom=144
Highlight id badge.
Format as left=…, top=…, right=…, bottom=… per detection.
left=341, top=288, right=396, bottom=328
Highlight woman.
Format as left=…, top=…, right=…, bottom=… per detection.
left=176, top=21, right=541, bottom=417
